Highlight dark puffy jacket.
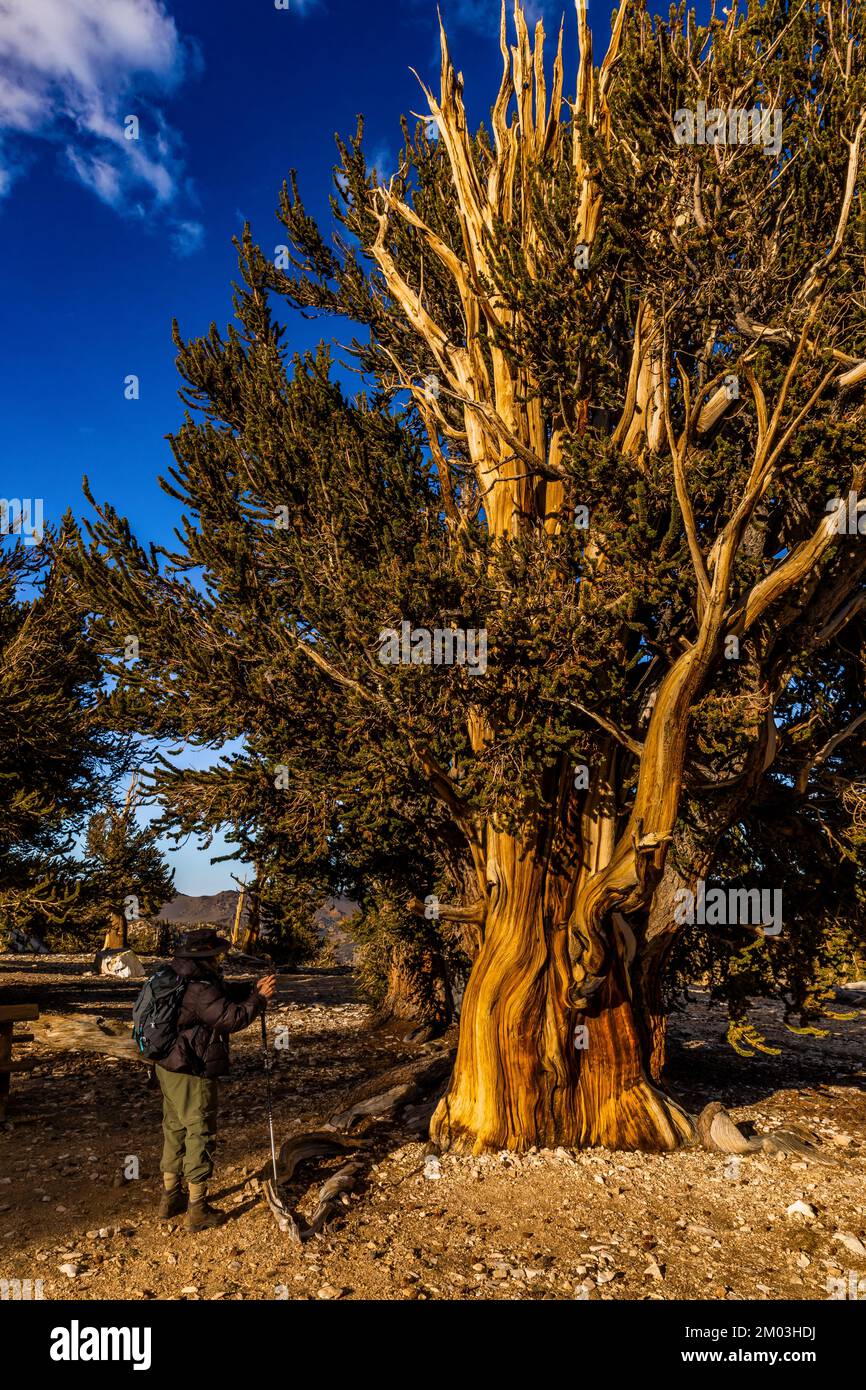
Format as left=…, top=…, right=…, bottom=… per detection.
left=156, top=957, right=266, bottom=1078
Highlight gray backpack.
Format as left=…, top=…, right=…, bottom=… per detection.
left=132, top=966, right=187, bottom=1059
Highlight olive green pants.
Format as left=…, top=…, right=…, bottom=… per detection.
left=156, top=1067, right=219, bottom=1184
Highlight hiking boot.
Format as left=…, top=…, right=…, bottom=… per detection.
left=185, top=1199, right=226, bottom=1231
left=158, top=1187, right=188, bottom=1220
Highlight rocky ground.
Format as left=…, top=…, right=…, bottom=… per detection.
left=1, top=954, right=865, bottom=1302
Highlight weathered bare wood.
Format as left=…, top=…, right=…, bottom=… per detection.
left=0, top=1010, right=41, bottom=1117
left=263, top=1178, right=296, bottom=1237
left=303, top=1161, right=364, bottom=1239
left=264, top=1051, right=453, bottom=1237
left=29, top=1012, right=143, bottom=1063
left=265, top=1136, right=367, bottom=1243
left=275, top=1131, right=361, bottom=1182
left=329, top=1082, right=420, bottom=1132
left=696, top=1102, right=838, bottom=1166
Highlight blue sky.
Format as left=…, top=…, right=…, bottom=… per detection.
left=1, top=0, right=707, bottom=892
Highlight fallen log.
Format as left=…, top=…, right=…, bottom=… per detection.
left=29, top=1013, right=143, bottom=1064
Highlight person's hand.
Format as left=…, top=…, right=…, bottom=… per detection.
left=256, top=974, right=277, bottom=1000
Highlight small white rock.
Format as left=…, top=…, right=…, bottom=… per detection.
left=786, top=1201, right=817, bottom=1221
left=833, top=1232, right=866, bottom=1258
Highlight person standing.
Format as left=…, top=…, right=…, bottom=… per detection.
left=154, top=928, right=276, bottom=1230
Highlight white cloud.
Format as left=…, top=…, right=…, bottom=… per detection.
left=169, top=218, right=205, bottom=257
left=66, top=147, right=124, bottom=205
left=0, top=0, right=202, bottom=251
left=522, top=0, right=554, bottom=23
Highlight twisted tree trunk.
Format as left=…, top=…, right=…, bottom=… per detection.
left=433, top=577, right=738, bottom=1153
left=430, top=828, right=693, bottom=1153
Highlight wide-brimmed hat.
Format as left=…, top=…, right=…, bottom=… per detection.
left=174, top=928, right=231, bottom=959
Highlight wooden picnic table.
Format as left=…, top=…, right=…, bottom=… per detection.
left=0, top=1002, right=40, bottom=1119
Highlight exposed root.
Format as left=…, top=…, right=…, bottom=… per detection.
left=262, top=1047, right=454, bottom=1238
left=276, top=1130, right=361, bottom=1179
left=263, top=1132, right=368, bottom=1243
left=264, top=1159, right=366, bottom=1244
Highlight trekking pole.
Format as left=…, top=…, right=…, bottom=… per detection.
left=260, top=1011, right=279, bottom=1187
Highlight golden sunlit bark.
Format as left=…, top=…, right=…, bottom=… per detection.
left=430, top=828, right=693, bottom=1152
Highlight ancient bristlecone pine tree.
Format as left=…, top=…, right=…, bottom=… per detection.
left=76, top=0, right=866, bottom=1153
left=348, top=1, right=865, bottom=1152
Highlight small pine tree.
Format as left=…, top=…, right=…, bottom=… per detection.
left=0, top=530, right=132, bottom=947
left=79, top=782, right=174, bottom=950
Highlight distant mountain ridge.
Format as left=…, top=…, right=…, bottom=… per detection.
left=156, top=891, right=358, bottom=963
left=157, top=891, right=239, bottom=927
